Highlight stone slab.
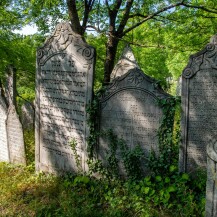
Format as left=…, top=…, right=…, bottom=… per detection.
left=98, top=67, right=170, bottom=176
left=110, top=45, right=140, bottom=80
left=0, top=94, right=9, bottom=162
left=35, top=22, right=95, bottom=174
left=6, top=105, right=26, bottom=165
left=21, top=102, right=34, bottom=129
left=180, top=36, right=217, bottom=173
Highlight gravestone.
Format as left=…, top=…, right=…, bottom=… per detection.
left=6, top=105, right=26, bottom=165
left=36, top=22, right=95, bottom=174
left=5, top=65, right=16, bottom=106
left=179, top=35, right=217, bottom=173
left=110, top=45, right=140, bottom=80
left=98, top=67, right=170, bottom=176
left=176, top=76, right=182, bottom=96
left=21, top=102, right=35, bottom=129
left=206, top=138, right=217, bottom=217
left=0, top=90, right=9, bottom=162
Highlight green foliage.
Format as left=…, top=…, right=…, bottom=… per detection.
left=23, top=129, right=35, bottom=165
left=69, top=138, right=82, bottom=173
left=148, top=96, right=180, bottom=176
left=0, top=162, right=206, bottom=216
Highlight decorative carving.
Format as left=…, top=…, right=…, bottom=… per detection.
left=182, top=41, right=217, bottom=79
left=127, top=68, right=144, bottom=86
left=38, top=22, right=94, bottom=65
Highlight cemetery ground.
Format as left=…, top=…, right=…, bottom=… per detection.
left=0, top=130, right=206, bottom=217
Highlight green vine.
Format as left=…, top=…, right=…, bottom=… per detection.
left=148, top=96, right=181, bottom=175
left=69, top=138, right=82, bottom=173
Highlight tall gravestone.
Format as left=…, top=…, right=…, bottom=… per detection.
left=110, top=45, right=140, bottom=80
left=36, top=22, right=95, bottom=173
left=5, top=67, right=26, bottom=165
left=98, top=65, right=170, bottom=176
left=0, top=89, right=9, bottom=162
left=179, top=35, right=217, bottom=173
left=6, top=105, right=26, bottom=165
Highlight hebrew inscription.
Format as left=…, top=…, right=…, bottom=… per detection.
left=36, top=22, right=95, bottom=173
left=99, top=67, right=169, bottom=176
left=180, top=37, right=217, bottom=173
left=0, top=94, right=9, bottom=162
left=7, top=105, right=26, bottom=165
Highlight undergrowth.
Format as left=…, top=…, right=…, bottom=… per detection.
left=0, top=162, right=206, bottom=217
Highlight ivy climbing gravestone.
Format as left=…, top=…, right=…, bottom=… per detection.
left=36, top=22, right=95, bottom=174
left=98, top=62, right=170, bottom=176
left=0, top=90, right=9, bottom=162
left=179, top=35, right=217, bottom=173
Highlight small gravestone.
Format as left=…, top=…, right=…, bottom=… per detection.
left=36, top=22, right=95, bottom=174
left=21, top=102, right=34, bottom=129
left=0, top=91, right=9, bottom=162
left=176, top=76, right=182, bottom=96
left=6, top=105, right=26, bottom=165
left=179, top=35, right=217, bottom=173
left=98, top=66, right=170, bottom=176
left=206, top=138, right=217, bottom=217
left=110, top=45, right=140, bottom=80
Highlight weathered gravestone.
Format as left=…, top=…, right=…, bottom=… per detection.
left=179, top=35, right=217, bottom=173
left=110, top=45, right=140, bottom=80
left=21, top=102, right=35, bottom=129
left=98, top=66, right=170, bottom=176
left=36, top=22, right=95, bottom=174
left=5, top=65, right=16, bottom=106
left=6, top=105, right=26, bottom=165
left=0, top=89, right=9, bottom=162
left=206, top=138, right=217, bottom=217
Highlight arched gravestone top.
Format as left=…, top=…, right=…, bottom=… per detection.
left=6, top=105, right=26, bottom=165
left=35, top=22, right=95, bottom=174
left=0, top=93, right=9, bottom=162
left=180, top=37, right=217, bottom=173
left=98, top=67, right=170, bottom=176
left=110, top=45, right=140, bottom=80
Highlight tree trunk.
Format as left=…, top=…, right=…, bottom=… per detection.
left=103, top=36, right=119, bottom=84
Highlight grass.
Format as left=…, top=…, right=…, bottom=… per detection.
left=0, top=129, right=206, bottom=217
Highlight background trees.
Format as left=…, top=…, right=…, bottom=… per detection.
left=1, top=0, right=217, bottom=95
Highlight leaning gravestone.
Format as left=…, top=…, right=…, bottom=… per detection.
left=98, top=66, right=170, bottom=176
left=179, top=35, right=217, bottom=173
left=5, top=65, right=16, bottom=106
left=0, top=90, right=9, bottom=162
left=6, top=105, right=26, bottom=165
left=36, top=22, right=95, bottom=174
left=110, top=45, right=140, bottom=80
left=21, top=102, right=35, bottom=129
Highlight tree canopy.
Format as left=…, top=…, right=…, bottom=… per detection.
left=1, top=0, right=217, bottom=96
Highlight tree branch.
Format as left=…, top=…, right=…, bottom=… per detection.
left=116, top=0, right=134, bottom=36
left=67, top=0, right=83, bottom=35
left=121, top=2, right=184, bottom=37
left=182, top=2, right=217, bottom=14
left=82, top=0, right=96, bottom=35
